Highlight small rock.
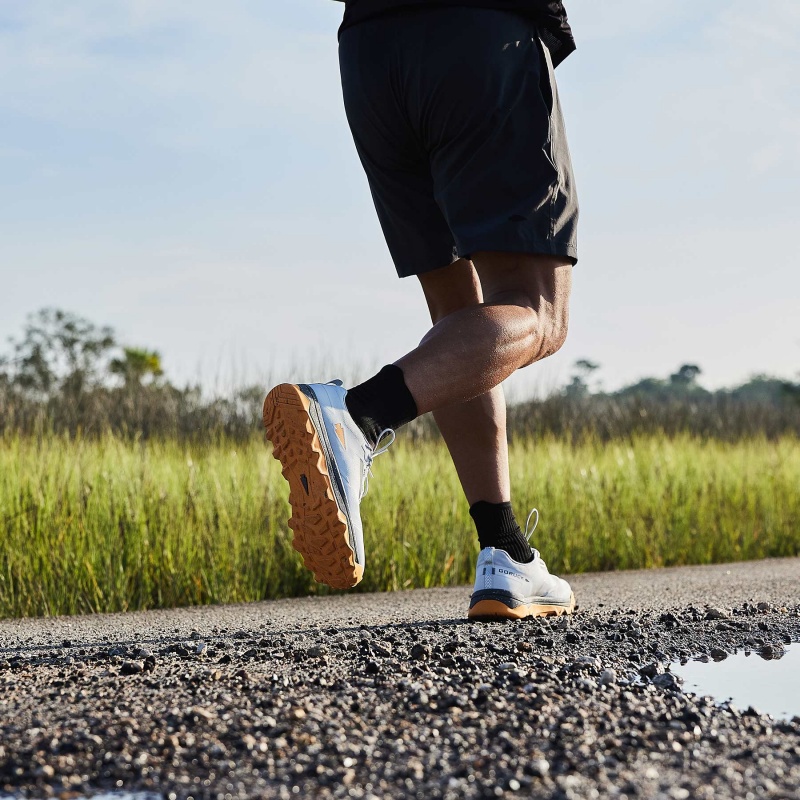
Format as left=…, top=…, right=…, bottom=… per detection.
left=572, top=655, right=601, bottom=671
left=413, top=691, right=430, bottom=706
left=372, top=642, right=392, bottom=658
left=639, top=662, right=664, bottom=679
left=195, top=642, right=208, bottom=655
left=598, top=669, right=617, bottom=686
left=120, top=660, right=144, bottom=675
left=308, top=645, right=329, bottom=658
left=704, top=607, right=731, bottom=620
left=652, top=673, right=682, bottom=690
left=756, top=602, right=772, bottom=612
left=760, top=643, right=784, bottom=660
left=529, top=759, right=550, bottom=777
left=189, top=706, right=216, bottom=722
left=710, top=648, right=728, bottom=661
left=410, top=644, right=430, bottom=661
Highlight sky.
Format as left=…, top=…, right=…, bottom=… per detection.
left=1, top=0, right=798, bottom=398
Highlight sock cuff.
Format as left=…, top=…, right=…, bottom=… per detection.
left=469, top=500, right=516, bottom=533
left=380, top=364, right=418, bottom=421
left=345, top=363, right=418, bottom=446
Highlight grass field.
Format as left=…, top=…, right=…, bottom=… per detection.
left=1, top=433, right=798, bottom=618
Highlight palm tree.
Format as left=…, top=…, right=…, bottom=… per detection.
left=109, top=348, right=164, bottom=388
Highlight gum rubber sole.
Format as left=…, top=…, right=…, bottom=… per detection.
left=263, top=383, right=363, bottom=590
left=468, top=592, right=576, bottom=621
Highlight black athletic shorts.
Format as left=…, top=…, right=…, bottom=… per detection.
left=339, top=7, right=579, bottom=279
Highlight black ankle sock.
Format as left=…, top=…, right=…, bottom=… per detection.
left=345, top=364, right=418, bottom=446
left=469, top=501, right=533, bottom=563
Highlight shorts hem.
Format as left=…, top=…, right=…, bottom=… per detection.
left=456, top=230, right=578, bottom=266
left=395, top=251, right=461, bottom=279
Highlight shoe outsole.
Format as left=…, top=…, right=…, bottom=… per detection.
left=468, top=592, right=576, bottom=620
left=263, top=383, right=363, bottom=590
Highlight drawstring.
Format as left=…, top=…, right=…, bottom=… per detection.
left=360, top=428, right=395, bottom=499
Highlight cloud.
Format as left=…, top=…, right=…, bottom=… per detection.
left=0, top=1, right=345, bottom=149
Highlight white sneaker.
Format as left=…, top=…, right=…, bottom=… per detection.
left=468, top=510, right=576, bottom=620
left=263, top=380, right=393, bottom=589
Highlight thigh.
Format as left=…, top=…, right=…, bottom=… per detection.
left=472, top=251, right=571, bottom=305
left=418, top=259, right=482, bottom=323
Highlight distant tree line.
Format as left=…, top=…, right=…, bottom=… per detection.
left=1, top=308, right=798, bottom=442
left=0, top=309, right=261, bottom=441
left=507, top=357, right=800, bottom=441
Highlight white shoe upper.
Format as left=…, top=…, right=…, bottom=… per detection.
left=298, top=380, right=393, bottom=570
left=471, top=546, right=573, bottom=608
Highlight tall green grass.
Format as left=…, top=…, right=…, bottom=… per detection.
left=1, top=434, right=798, bottom=618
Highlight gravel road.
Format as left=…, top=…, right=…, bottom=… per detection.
left=1, top=558, right=799, bottom=799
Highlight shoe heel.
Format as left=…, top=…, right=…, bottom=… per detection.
left=468, top=591, right=576, bottom=621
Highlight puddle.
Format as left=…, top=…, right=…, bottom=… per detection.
left=673, top=644, right=799, bottom=720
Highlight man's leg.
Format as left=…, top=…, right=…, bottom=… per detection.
left=342, top=249, right=576, bottom=616
left=346, top=251, right=571, bottom=445
left=418, top=259, right=537, bottom=564
left=417, top=259, right=509, bottom=506
left=395, top=252, right=571, bottom=414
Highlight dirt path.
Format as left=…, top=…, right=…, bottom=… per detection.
left=1, top=558, right=799, bottom=799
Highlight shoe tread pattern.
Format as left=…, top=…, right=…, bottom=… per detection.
left=263, top=384, right=363, bottom=589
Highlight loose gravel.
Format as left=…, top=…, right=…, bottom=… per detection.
left=1, top=558, right=799, bottom=799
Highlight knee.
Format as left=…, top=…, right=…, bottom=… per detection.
left=521, top=302, right=569, bottom=367
left=546, top=306, right=569, bottom=356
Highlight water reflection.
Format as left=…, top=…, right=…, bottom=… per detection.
left=674, top=644, right=798, bottom=720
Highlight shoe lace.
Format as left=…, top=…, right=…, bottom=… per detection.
left=524, top=507, right=543, bottom=565
left=360, top=428, right=395, bottom=499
